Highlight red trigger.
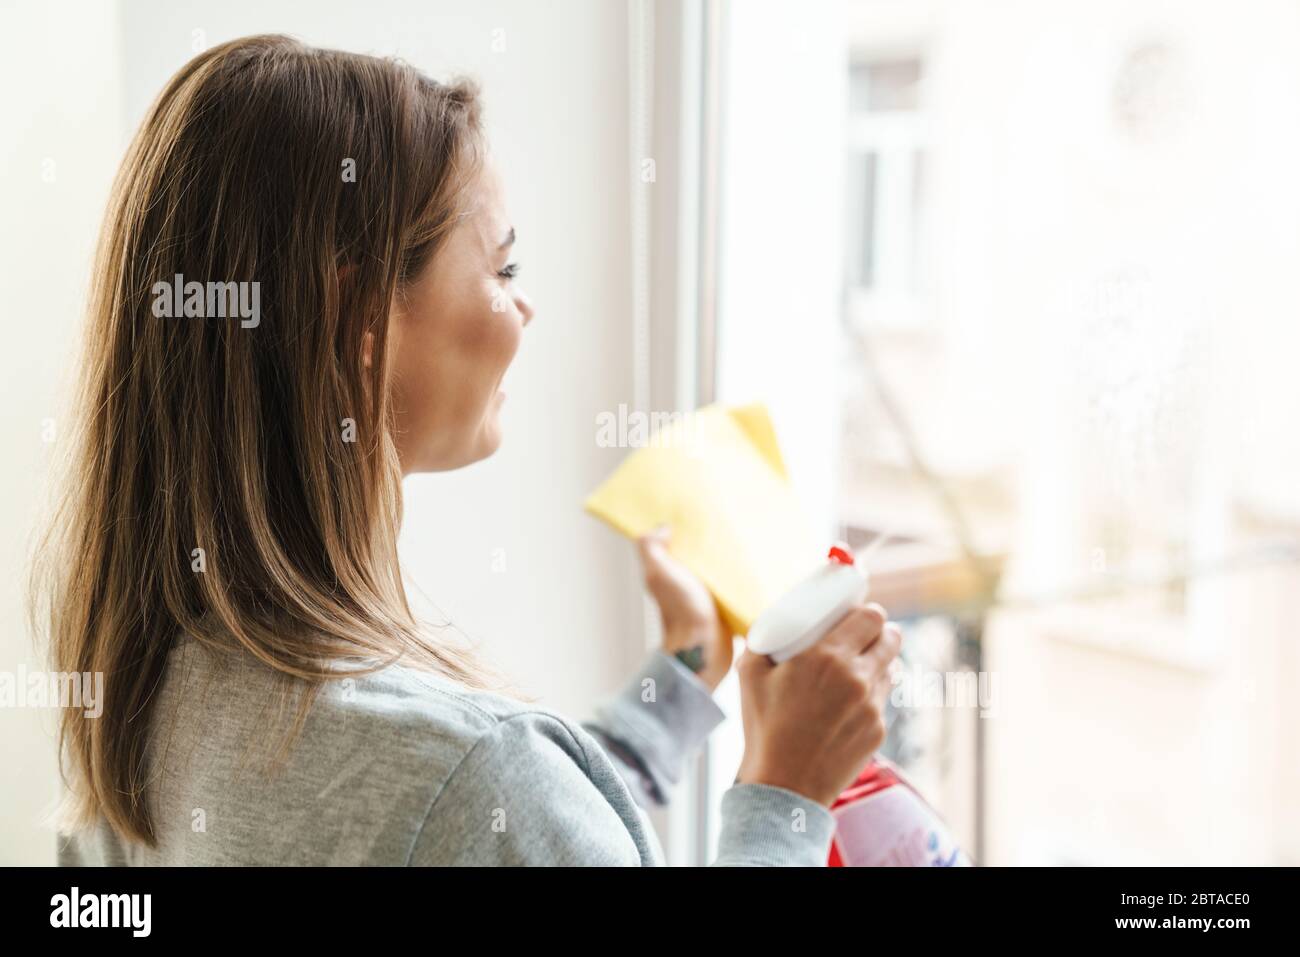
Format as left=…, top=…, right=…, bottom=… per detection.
left=827, top=543, right=854, bottom=566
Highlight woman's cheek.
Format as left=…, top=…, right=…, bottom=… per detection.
left=484, top=289, right=524, bottom=369
left=498, top=308, right=524, bottom=368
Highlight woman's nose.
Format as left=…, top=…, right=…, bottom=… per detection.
left=516, top=289, right=535, bottom=327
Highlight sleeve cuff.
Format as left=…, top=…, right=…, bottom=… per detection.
left=587, top=650, right=726, bottom=805
left=715, top=783, right=836, bottom=866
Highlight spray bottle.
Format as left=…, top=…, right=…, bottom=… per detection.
left=746, top=543, right=972, bottom=867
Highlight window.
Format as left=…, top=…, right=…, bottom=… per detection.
left=693, top=0, right=1300, bottom=866
left=846, top=57, right=929, bottom=326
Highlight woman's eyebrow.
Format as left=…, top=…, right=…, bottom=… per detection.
left=499, top=227, right=516, bottom=250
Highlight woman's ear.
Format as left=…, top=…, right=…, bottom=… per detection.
left=362, top=330, right=375, bottom=370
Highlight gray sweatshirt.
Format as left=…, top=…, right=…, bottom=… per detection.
left=58, top=635, right=834, bottom=866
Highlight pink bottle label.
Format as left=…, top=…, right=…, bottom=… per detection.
left=828, top=761, right=971, bottom=867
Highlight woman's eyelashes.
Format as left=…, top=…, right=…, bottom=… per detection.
left=497, top=262, right=520, bottom=281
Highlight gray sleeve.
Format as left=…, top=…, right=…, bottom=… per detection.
left=585, top=650, right=837, bottom=866
left=712, top=783, right=836, bottom=866
left=582, top=650, right=726, bottom=808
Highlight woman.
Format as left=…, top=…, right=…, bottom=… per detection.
left=37, top=35, right=900, bottom=866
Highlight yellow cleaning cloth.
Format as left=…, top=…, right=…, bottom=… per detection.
left=583, top=403, right=823, bottom=636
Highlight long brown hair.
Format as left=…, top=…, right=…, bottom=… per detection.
left=31, top=34, right=506, bottom=846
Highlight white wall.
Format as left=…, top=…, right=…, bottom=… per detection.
left=0, top=0, right=126, bottom=869
left=708, top=0, right=849, bottom=857
left=715, top=1, right=846, bottom=536
left=0, top=0, right=645, bottom=863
